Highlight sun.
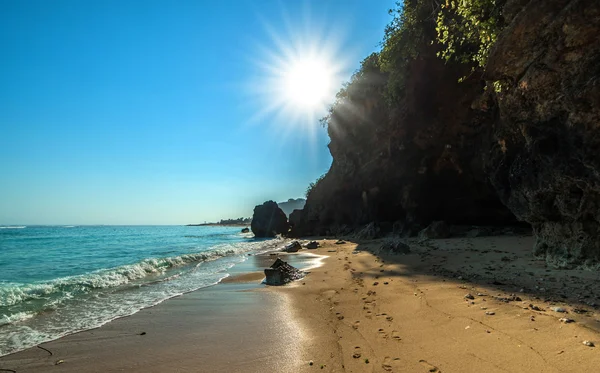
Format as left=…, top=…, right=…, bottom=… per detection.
left=243, top=12, right=351, bottom=137
left=283, top=58, right=333, bottom=109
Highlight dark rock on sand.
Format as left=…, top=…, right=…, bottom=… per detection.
left=418, top=221, right=450, bottom=240
left=241, top=227, right=249, bottom=233
left=250, top=201, right=290, bottom=238
left=305, top=241, right=319, bottom=249
left=264, top=258, right=305, bottom=285
left=283, top=241, right=301, bottom=253
left=381, top=238, right=410, bottom=254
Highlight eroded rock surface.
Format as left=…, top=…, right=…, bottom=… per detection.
left=485, top=0, right=600, bottom=268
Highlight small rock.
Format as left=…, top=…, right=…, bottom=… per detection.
left=305, top=241, right=319, bottom=249
left=583, top=340, right=595, bottom=347
left=551, top=307, right=567, bottom=313
left=485, top=311, right=495, bottom=315
left=559, top=318, right=574, bottom=323
left=336, top=240, right=346, bottom=245
left=529, top=304, right=542, bottom=311
left=309, top=360, right=314, bottom=366
left=373, top=282, right=379, bottom=286
left=465, top=293, right=475, bottom=300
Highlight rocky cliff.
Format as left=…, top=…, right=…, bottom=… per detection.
left=485, top=0, right=600, bottom=268
left=291, top=0, right=600, bottom=268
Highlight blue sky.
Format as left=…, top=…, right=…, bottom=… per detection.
left=0, top=0, right=394, bottom=225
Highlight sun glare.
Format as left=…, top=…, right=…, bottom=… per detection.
left=243, top=10, right=351, bottom=138
left=284, top=58, right=333, bottom=109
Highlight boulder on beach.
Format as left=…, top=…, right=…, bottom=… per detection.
left=264, top=258, right=305, bottom=285
left=418, top=221, right=450, bottom=240
left=381, top=237, right=410, bottom=254
left=241, top=227, right=250, bottom=233
left=283, top=241, right=301, bottom=252
left=250, top=201, right=290, bottom=238
left=305, top=240, right=319, bottom=249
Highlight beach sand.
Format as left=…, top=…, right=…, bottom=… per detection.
left=2, top=235, right=600, bottom=372
left=271, top=237, right=600, bottom=372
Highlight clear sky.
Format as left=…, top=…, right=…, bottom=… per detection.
left=0, top=0, right=394, bottom=225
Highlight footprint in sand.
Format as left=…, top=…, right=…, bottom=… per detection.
left=391, top=330, right=402, bottom=340
left=382, top=356, right=402, bottom=372
left=419, top=359, right=441, bottom=372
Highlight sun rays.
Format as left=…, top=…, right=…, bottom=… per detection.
left=242, top=6, right=353, bottom=141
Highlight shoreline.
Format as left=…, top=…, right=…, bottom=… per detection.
left=0, top=245, right=321, bottom=372
left=2, top=235, right=600, bottom=372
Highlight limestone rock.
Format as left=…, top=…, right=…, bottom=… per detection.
left=485, top=0, right=600, bottom=268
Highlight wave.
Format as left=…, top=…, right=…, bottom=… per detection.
left=0, top=245, right=255, bottom=308
left=0, top=311, right=35, bottom=327
left=0, top=226, right=26, bottom=229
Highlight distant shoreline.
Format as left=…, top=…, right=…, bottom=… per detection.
left=185, top=223, right=249, bottom=227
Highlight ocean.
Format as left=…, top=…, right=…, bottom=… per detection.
left=0, top=225, right=281, bottom=356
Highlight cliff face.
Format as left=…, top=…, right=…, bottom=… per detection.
left=291, top=46, right=518, bottom=236
left=291, top=0, right=600, bottom=268
left=485, top=0, right=600, bottom=267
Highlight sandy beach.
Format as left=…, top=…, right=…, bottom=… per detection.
left=2, top=235, right=600, bottom=372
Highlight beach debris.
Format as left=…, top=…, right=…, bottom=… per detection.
left=583, top=340, right=595, bottom=347
left=365, top=358, right=370, bottom=364
left=37, top=345, right=53, bottom=356
left=283, top=241, right=302, bottom=253
left=464, top=293, right=475, bottom=300
left=264, top=258, right=305, bottom=285
left=485, top=311, right=496, bottom=315
left=551, top=306, right=567, bottom=313
left=305, top=240, right=319, bottom=249
left=55, top=360, right=64, bottom=365
left=559, top=318, right=574, bottom=323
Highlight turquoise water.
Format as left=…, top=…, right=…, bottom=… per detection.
left=0, top=225, right=280, bottom=356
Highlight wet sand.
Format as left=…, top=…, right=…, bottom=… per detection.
left=3, top=236, right=600, bottom=372
left=0, top=253, right=318, bottom=373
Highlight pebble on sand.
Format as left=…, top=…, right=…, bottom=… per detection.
left=583, top=340, right=595, bottom=347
